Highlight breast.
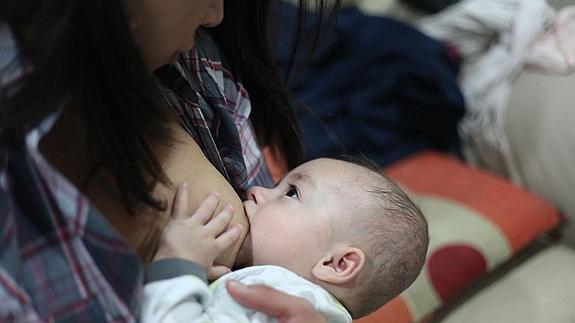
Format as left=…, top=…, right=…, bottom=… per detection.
left=90, top=119, right=249, bottom=265
left=40, top=111, right=248, bottom=266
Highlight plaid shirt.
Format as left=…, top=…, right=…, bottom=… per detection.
left=0, top=26, right=273, bottom=322
left=156, top=29, right=274, bottom=197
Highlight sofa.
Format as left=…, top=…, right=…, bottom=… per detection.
left=348, top=0, right=575, bottom=322
left=270, top=0, right=575, bottom=321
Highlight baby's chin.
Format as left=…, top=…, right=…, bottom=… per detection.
left=232, top=232, right=253, bottom=270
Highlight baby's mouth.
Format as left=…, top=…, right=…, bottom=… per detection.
left=242, top=199, right=256, bottom=218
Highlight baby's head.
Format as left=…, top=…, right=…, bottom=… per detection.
left=239, top=157, right=428, bottom=318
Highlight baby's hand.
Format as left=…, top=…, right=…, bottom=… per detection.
left=154, top=183, right=243, bottom=277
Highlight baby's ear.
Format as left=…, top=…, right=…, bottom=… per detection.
left=311, top=246, right=365, bottom=285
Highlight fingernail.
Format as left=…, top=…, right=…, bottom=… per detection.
left=211, top=192, right=220, bottom=197
left=181, top=182, right=188, bottom=188
left=228, top=280, right=248, bottom=290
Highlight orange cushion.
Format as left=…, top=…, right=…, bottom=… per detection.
left=358, top=151, right=561, bottom=322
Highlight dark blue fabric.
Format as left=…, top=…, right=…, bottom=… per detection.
left=400, top=0, right=460, bottom=14
left=273, top=3, right=465, bottom=166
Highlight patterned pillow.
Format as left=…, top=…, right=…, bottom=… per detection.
left=355, top=151, right=561, bottom=323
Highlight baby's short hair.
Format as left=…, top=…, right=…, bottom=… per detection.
left=335, top=155, right=429, bottom=318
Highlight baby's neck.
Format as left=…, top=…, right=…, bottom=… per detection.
left=232, top=234, right=252, bottom=270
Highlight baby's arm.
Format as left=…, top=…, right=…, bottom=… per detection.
left=141, top=184, right=242, bottom=322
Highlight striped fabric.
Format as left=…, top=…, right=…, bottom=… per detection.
left=0, top=26, right=273, bottom=321
left=155, top=29, right=275, bottom=198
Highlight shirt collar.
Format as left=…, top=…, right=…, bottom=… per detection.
left=0, top=24, right=23, bottom=87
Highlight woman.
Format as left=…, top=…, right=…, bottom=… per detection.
left=0, top=0, right=339, bottom=321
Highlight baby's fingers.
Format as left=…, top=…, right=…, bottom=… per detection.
left=216, top=224, right=243, bottom=253
left=192, top=192, right=220, bottom=224
left=171, top=183, right=190, bottom=219
left=206, top=205, right=234, bottom=234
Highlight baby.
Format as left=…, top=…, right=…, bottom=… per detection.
left=141, top=157, right=429, bottom=322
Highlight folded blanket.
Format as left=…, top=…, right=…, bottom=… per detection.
left=419, top=0, right=575, bottom=172
left=273, top=2, right=465, bottom=165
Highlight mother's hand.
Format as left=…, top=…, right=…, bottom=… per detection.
left=227, top=281, right=326, bottom=323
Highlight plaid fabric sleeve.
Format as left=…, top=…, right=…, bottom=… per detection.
left=0, top=175, right=41, bottom=322
left=0, top=148, right=144, bottom=322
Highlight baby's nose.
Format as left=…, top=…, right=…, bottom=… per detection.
left=246, top=186, right=271, bottom=204
left=246, top=187, right=259, bottom=203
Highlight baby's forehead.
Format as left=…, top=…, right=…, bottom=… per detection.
left=316, top=159, right=384, bottom=186
left=288, top=159, right=389, bottom=204
left=299, top=158, right=374, bottom=179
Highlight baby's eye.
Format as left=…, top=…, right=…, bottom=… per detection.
left=285, top=185, right=299, bottom=199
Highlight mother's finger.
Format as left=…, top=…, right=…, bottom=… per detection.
left=226, top=281, right=326, bottom=323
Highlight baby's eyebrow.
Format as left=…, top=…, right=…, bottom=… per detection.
left=289, top=172, right=315, bottom=188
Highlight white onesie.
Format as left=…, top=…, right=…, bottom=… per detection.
left=141, top=264, right=352, bottom=323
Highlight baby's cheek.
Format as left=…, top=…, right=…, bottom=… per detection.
left=251, top=232, right=282, bottom=265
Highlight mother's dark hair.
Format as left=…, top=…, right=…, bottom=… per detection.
left=0, top=0, right=340, bottom=212
left=212, top=0, right=340, bottom=170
